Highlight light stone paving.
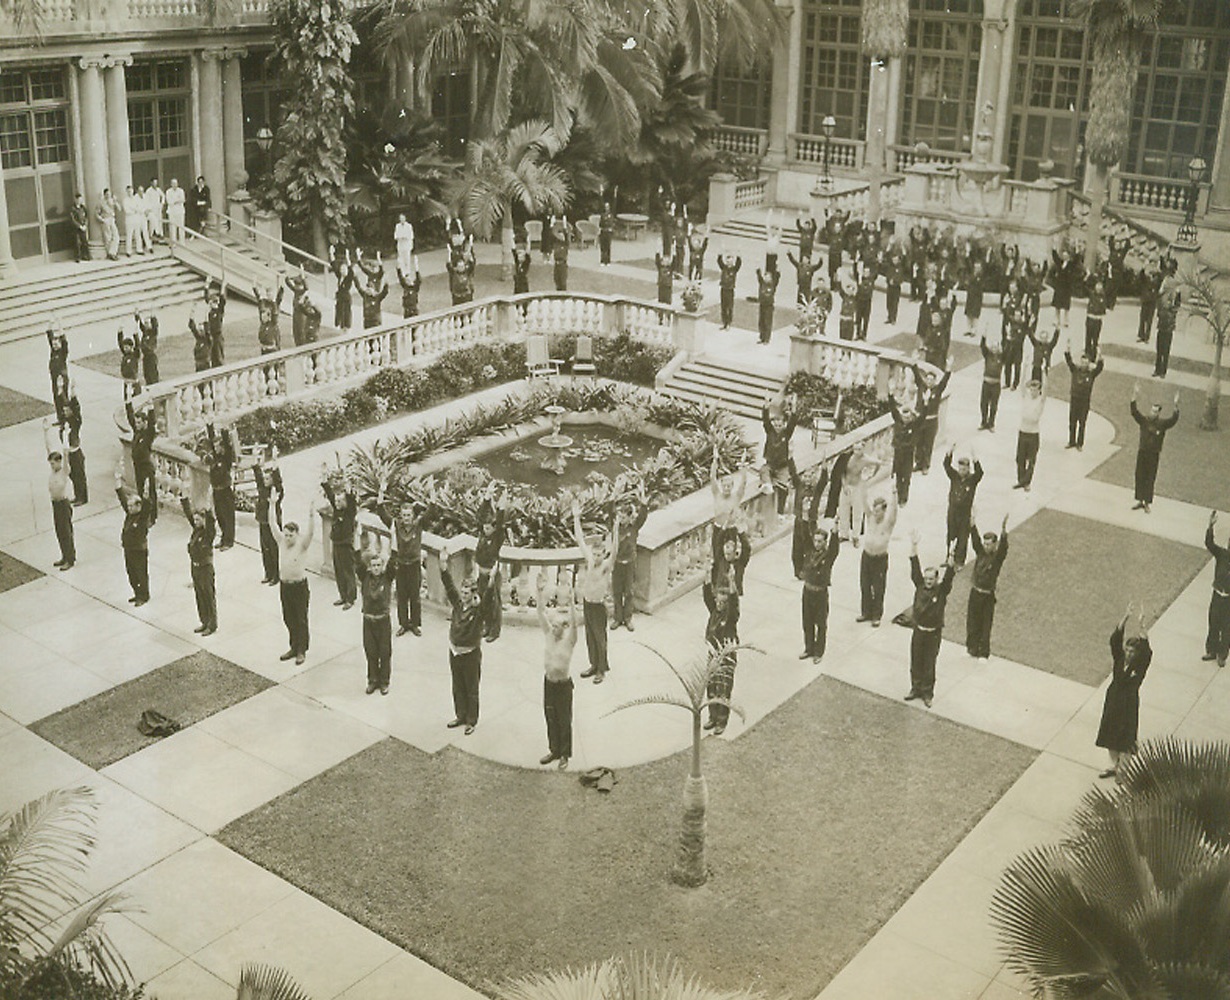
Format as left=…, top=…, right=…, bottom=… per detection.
left=0, top=233, right=1225, bottom=999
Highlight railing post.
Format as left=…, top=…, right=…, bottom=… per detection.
left=495, top=299, right=516, bottom=342
left=612, top=299, right=627, bottom=336
left=707, top=172, right=739, bottom=227
left=285, top=353, right=307, bottom=395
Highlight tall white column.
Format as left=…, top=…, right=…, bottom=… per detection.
left=197, top=49, right=226, bottom=228
left=766, top=0, right=799, bottom=165
left=1208, top=79, right=1230, bottom=212
left=103, top=55, right=134, bottom=200
left=221, top=48, right=248, bottom=198
left=77, top=56, right=110, bottom=256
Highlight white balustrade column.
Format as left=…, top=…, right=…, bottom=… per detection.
left=197, top=50, right=226, bottom=229
left=76, top=57, right=110, bottom=256
left=221, top=49, right=247, bottom=198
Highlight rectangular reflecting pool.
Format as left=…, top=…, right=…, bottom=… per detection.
left=471, top=424, right=664, bottom=494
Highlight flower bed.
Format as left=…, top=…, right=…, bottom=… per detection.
left=231, top=333, right=675, bottom=455
left=346, top=382, right=752, bottom=548
left=785, top=371, right=889, bottom=434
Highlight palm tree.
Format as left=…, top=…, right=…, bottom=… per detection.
left=494, top=952, right=781, bottom=1000
left=373, top=0, right=655, bottom=159
left=631, top=0, right=786, bottom=77
left=860, top=0, right=908, bottom=220
left=990, top=738, right=1230, bottom=999
left=0, top=787, right=132, bottom=994
left=450, top=120, right=572, bottom=279
left=1071, top=0, right=1171, bottom=271
left=610, top=639, right=760, bottom=888
left=1178, top=266, right=1230, bottom=431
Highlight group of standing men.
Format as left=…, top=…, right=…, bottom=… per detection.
left=73, top=177, right=210, bottom=262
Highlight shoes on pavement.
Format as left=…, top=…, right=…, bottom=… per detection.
left=380, top=686, right=388, bottom=695
left=923, top=696, right=933, bottom=708
left=464, top=725, right=475, bottom=735
left=1098, top=768, right=1117, bottom=779
left=593, top=673, right=604, bottom=684
left=366, top=683, right=377, bottom=695
left=447, top=718, right=464, bottom=728
left=540, top=753, right=559, bottom=765
left=904, top=690, right=919, bottom=701
left=279, top=650, right=296, bottom=661
left=294, top=654, right=305, bottom=665
left=558, top=756, right=569, bottom=769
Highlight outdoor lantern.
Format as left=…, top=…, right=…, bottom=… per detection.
left=1188, top=156, right=1207, bottom=184
left=821, top=115, right=836, bottom=139
left=256, top=126, right=274, bottom=152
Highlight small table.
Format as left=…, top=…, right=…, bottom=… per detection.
left=615, top=212, right=650, bottom=241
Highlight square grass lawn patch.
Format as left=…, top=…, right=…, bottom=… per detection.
left=1045, top=364, right=1228, bottom=511
left=0, top=385, right=54, bottom=429
left=220, top=677, right=1035, bottom=999
left=879, top=331, right=982, bottom=372
left=75, top=316, right=283, bottom=383
left=31, top=650, right=272, bottom=769
left=912, top=509, right=1210, bottom=687
left=0, top=550, right=44, bottom=595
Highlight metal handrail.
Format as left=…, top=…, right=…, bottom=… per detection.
left=172, top=224, right=276, bottom=289
left=208, top=209, right=331, bottom=272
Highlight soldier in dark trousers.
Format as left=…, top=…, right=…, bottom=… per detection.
left=356, top=256, right=388, bottom=329
left=1137, top=262, right=1162, bottom=343
left=272, top=500, right=315, bottom=666
left=943, top=446, right=983, bottom=566
left=717, top=252, right=741, bottom=329
left=44, top=419, right=75, bottom=571
left=323, top=469, right=358, bottom=608
left=883, top=242, right=905, bottom=324
left=135, top=309, right=159, bottom=386
left=378, top=501, right=422, bottom=637
left=1064, top=347, right=1103, bottom=450
left=254, top=457, right=283, bottom=585
left=397, top=258, right=421, bottom=319
left=474, top=491, right=508, bottom=641
left=328, top=246, right=354, bottom=330
left=889, top=393, right=922, bottom=505
left=512, top=244, right=532, bottom=294
left=966, top=515, right=1009, bottom=661
left=126, top=400, right=157, bottom=519
left=355, top=526, right=396, bottom=695
left=70, top=193, right=89, bottom=262
left=1204, top=511, right=1229, bottom=668
left=205, top=423, right=237, bottom=549
left=798, top=511, right=840, bottom=663
left=439, top=538, right=488, bottom=734
left=552, top=216, right=572, bottom=290
left=1153, top=264, right=1181, bottom=378
left=702, top=578, right=740, bottom=735
left=181, top=496, right=217, bottom=635
left=447, top=253, right=475, bottom=305
left=62, top=390, right=87, bottom=505
left=206, top=281, right=227, bottom=367
left=904, top=531, right=955, bottom=708
left=117, top=477, right=153, bottom=606
left=756, top=267, right=780, bottom=345
left=655, top=252, right=674, bottom=304
left=612, top=492, right=648, bottom=630
left=1130, top=384, right=1180, bottom=513
left=786, top=250, right=817, bottom=306
left=255, top=279, right=284, bottom=354
left=537, top=569, right=578, bottom=766
left=979, top=335, right=1004, bottom=430
left=598, top=203, right=615, bottom=266
left=912, top=366, right=950, bottom=474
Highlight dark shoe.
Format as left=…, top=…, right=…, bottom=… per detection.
left=134, top=598, right=148, bottom=607
left=128, top=596, right=139, bottom=603
left=1202, top=653, right=1217, bottom=661
left=1012, top=483, right=1025, bottom=490
left=484, top=635, right=497, bottom=643
left=1065, top=442, right=1077, bottom=449
left=72, top=499, right=87, bottom=507
left=260, top=578, right=273, bottom=585
left=53, top=559, right=65, bottom=567
left=1098, top=768, right=1117, bottom=779
left=446, top=718, right=464, bottom=728
left=871, top=619, right=881, bottom=628
left=713, top=725, right=725, bottom=736
left=267, top=579, right=279, bottom=586
left=703, top=719, right=717, bottom=731
left=799, top=651, right=812, bottom=660
left=464, top=725, right=475, bottom=735
left=593, top=673, right=604, bottom=685
left=1132, top=501, right=1145, bottom=510
left=812, top=654, right=822, bottom=663
left=397, top=626, right=410, bottom=637
left=294, top=654, right=305, bottom=665
left=609, top=619, right=619, bottom=630
left=580, top=667, right=597, bottom=678
left=1143, top=503, right=1151, bottom=513
left=194, top=624, right=207, bottom=633
left=366, top=683, right=377, bottom=694
left=856, top=615, right=870, bottom=623
left=218, top=544, right=232, bottom=552
left=201, top=627, right=216, bottom=637
left=59, top=562, right=73, bottom=571
left=380, top=686, right=389, bottom=696
left=410, top=625, right=421, bottom=636
left=904, top=690, right=919, bottom=701
left=342, top=602, right=354, bottom=611
left=922, top=696, right=933, bottom=708
left=558, top=757, right=569, bottom=770
left=625, top=619, right=634, bottom=632
left=333, top=599, right=346, bottom=606
left=279, top=650, right=296, bottom=661
left=540, top=753, right=559, bottom=765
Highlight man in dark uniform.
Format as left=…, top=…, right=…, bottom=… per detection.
left=390, top=503, right=423, bottom=637
left=798, top=517, right=841, bottom=663
left=1204, top=510, right=1229, bottom=668
left=1129, top=384, right=1180, bottom=513
left=439, top=537, right=489, bottom=735
left=979, top=336, right=1004, bottom=431
left=756, top=267, right=780, bottom=345
left=117, top=479, right=153, bottom=606
left=205, top=422, right=237, bottom=549
left=612, top=492, right=648, bottom=630
left=255, top=279, right=284, bottom=354
left=181, top=496, right=217, bottom=635
left=206, top=281, right=227, bottom=367
left=70, top=193, right=89, bottom=262
left=323, top=469, right=358, bottom=609
left=943, top=446, right=983, bottom=567
left=717, top=252, right=741, bottom=329
left=905, top=531, right=955, bottom=708
left=655, top=252, right=674, bottom=305
left=598, top=202, right=615, bottom=266
left=889, top=393, right=922, bottom=505
left=397, top=258, right=421, bottom=318
left=355, top=526, right=396, bottom=695
left=551, top=216, right=571, bottom=291
left=187, top=176, right=210, bottom=235
left=1064, top=346, right=1103, bottom=450
left=447, top=253, right=475, bottom=305
left=966, top=515, right=1009, bottom=661
left=512, top=244, right=531, bottom=294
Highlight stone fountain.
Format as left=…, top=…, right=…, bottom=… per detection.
left=540, top=404, right=573, bottom=475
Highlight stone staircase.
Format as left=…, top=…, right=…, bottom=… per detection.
left=709, top=217, right=803, bottom=249
left=0, top=252, right=204, bottom=344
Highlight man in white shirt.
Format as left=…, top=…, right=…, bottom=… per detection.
left=144, top=179, right=165, bottom=243
left=857, top=485, right=897, bottom=626
left=393, top=213, right=415, bottom=274
left=164, top=178, right=186, bottom=241
left=1014, top=375, right=1048, bottom=492
left=122, top=186, right=146, bottom=256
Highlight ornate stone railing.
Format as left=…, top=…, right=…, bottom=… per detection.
left=733, top=177, right=769, bottom=211
left=1110, top=172, right=1210, bottom=216
left=790, top=134, right=866, bottom=172
left=880, top=176, right=905, bottom=212
left=789, top=332, right=931, bottom=402
left=889, top=144, right=966, bottom=173
left=811, top=182, right=872, bottom=219
left=712, top=125, right=769, bottom=158
left=0, top=0, right=269, bottom=35
left=143, top=292, right=688, bottom=443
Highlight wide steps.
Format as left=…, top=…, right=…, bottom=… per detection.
left=709, top=219, right=803, bottom=248
left=0, top=255, right=204, bottom=342
left=660, top=359, right=784, bottom=421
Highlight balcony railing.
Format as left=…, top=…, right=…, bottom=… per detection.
left=1109, top=172, right=1210, bottom=217
left=789, top=134, right=866, bottom=172
left=712, top=125, right=769, bottom=158
left=0, top=0, right=268, bottom=37
left=889, top=143, right=966, bottom=173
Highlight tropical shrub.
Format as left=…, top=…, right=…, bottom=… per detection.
left=784, top=371, right=889, bottom=435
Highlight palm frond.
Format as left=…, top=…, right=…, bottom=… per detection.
left=47, top=890, right=134, bottom=990
left=493, top=958, right=615, bottom=1000
left=606, top=693, right=694, bottom=717
left=237, top=962, right=315, bottom=1000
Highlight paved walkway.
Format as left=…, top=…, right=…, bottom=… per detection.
left=0, top=230, right=1225, bottom=999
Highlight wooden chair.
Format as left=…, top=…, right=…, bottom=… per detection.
left=575, top=220, right=599, bottom=249
left=526, top=334, right=562, bottom=379
left=571, top=335, right=597, bottom=379
left=525, top=219, right=543, bottom=249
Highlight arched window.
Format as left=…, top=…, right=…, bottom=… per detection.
left=798, top=0, right=870, bottom=140
left=900, top=0, right=983, bottom=153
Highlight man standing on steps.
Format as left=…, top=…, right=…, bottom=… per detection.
left=717, top=251, right=741, bottom=329
left=271, top=495, right=315, bottom=666
left=187, top=175, right=210, bottom=236
left=70, top=193, right=89, bottom=262
left=1064, top=345, right=1103, bottom=451
left=1204, top=510, right=1229, bottom=668
left=97, top=189, right=120, bottom=260
left=1130, top=383, right=1180, bottom=513
left=966, top=514, right=1009, bottom=661
left=905, top=531, right=955, bottom=709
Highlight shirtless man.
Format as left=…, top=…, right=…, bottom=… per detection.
left=857, top=485, right=897, bottom=627
left=537, top=569, right=578, bottom=768
left=572, top=500, right=618, bottom=684
left=270, top=496, right=316, bottom=665
left=710, top=456, right=749, bottom=531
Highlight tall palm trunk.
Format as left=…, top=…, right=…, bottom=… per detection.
left=672, top=714, right=708, bottom=887
left=500, top=206, right=514, bottom=281
left=1202, top=334, right=1223, bottom=430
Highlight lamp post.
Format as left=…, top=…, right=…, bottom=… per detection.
left=1175, top=155, right=1207, bottom=248
left=821, top=115, right=836, bottom=189
left=256, top=125, right=274, bottom=183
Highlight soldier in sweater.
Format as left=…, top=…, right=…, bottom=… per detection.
left=943, top=446, right=983, bottom=566
left=205, top=423, right=237, bottom=549
left=882, top=242, right=906, bottom=325
left=762, top=395, right=798, bottom=515
left=328, top=245, right=354, bottom=330
left=118, top=327, right=142, bottom=399
left=912, top=366, right=951, bottom=475
left=323, top=468, right=358, bottom=608
left=598, top=202, right=615, bottom=266
left=1136, top=260, right=1163, bottom=344
left=702, top=578, right=740, bottom=735
left=1084, top=278, right=1107, bottom=358
left=126, top=400, right=157, bottom=517
left=390, top=503, right=423, bottom=637
left=904, top=530, right=956, bottom=708
left=181, top=497, right=217, bottom=635
left=796, top=214, right=817, bottom=259
left=687, top=226, right=708, bottom=280
left=1064, top=347, right=1103, bottom=450
left=447, top=253, right=475, bottom=306
left=512, top=243, right=532, bottom=294
left=61, top=391, right=87, bottom=506
left=190, top=304, right=213, bottom=373
left=205, top=280, right=227, bottom=367
left=255, top=278, right=284, bottom=354
left=979, top=334, right=1004, bottom=431
left=440, top=538, right=488, bottom=735
left=286, top=269, right=311, bottom=346
left=253, top=456, right=284, bottom=585
left=397, top=258, right=421, bottom=319
left=655, top=252, right=674, bottom=305
left=1130, top=384, right=1180, bottom=513
left=135, top=309, right=159, bottom=386
left=117, top=476, right=153, bottom=606
left=966, top=515, right=1009, bottom=661
left=1204, top=510, right=1229, bottom=668
left=1153, top=263, right=1181, bottom=379
left=889, top=393, right=922, bottom=505
left=474, top=490, right=508, bottom=642
left=787, top=250, right=818, bottom=306
left=797, top=499, right=841, bottom=663
left=355, top=526, right=397, bottom=695
left=717, top=252, right=741, bottom=329
left=355, top=254, right=389, bottom=329
left=551, top=216, right=572, bottom=290
left=756, top=267, right=780, bottom=345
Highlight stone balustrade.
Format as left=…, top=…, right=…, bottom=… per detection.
left=1, top=0, right=268, bottom=33
left=1110, top=172, right=1210, bottom=218
left=790, top=134, right=865, bottom=172
left=143, top=292, right=689, bottom=445
left=789, top=332, right=930, bottom=402
left=712, top=126, right=769, bottom=158
left=734, top=177, right=769, bottom=211
left=889, top=144, right=966, bottom=173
